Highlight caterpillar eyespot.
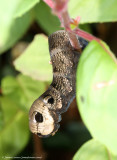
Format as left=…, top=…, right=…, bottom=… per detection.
left=43, top=95, right=54, bottom=104
left=29, top=30, right=88, bottom=138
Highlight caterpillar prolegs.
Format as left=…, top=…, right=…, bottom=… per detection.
left=29, top=30, right=88, bottom=137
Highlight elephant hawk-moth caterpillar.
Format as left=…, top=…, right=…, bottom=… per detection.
left=29, top=30, right=88, bottom=137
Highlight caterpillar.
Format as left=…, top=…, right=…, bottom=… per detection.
left=29, top=30, right=88, bottom=137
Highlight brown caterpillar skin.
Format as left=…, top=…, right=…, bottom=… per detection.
left=29, top=30, right=88, bottom=137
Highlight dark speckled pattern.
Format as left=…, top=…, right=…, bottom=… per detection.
left=29, top=30, right=88, bottom=137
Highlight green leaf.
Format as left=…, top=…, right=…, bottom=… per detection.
left=35, top=0, right=61, bottom=35
left=15, top=0, right=40, bottom=18
left=14, top=34, right=52, bottom=81
left=0, top=96, right=30, bottom=158
left=73, top=139, right=117, bottom=160
left=1, top=74, right=46, bottom=111
left=0, top=102, right=4, bottom=131
left=68, top=0, right=117, bottom=23
left=0, top=74, right=46, bottom=157
left=76, top=41, right=117, bottom=154
left=0, top=0, right=33, bottom=54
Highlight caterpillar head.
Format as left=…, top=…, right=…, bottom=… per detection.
left=29, top=94, right=62, bottom=137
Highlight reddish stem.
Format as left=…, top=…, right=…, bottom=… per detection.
left=74, top=28, right=117, bottom=64
left=43, top=0, right=54, bottom=8
left=55, top=0, right=81, bottom=51
left=43, top=0, right=81, bottom=51
left=62, top=11, right=81, bottom=51
left=43, top=0, right=117, bottom=63
left=74, top=28, right=100, bottom=42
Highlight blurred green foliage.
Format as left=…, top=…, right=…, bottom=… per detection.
left=73, top=139, right=117, bottom=160
left=0, top=74, right=46, bottom=158
left=14, top=35, right=52, bottom=81
left=0, top=0, right=117, bottom=160
left=77, top=41, right=117, bottom=155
